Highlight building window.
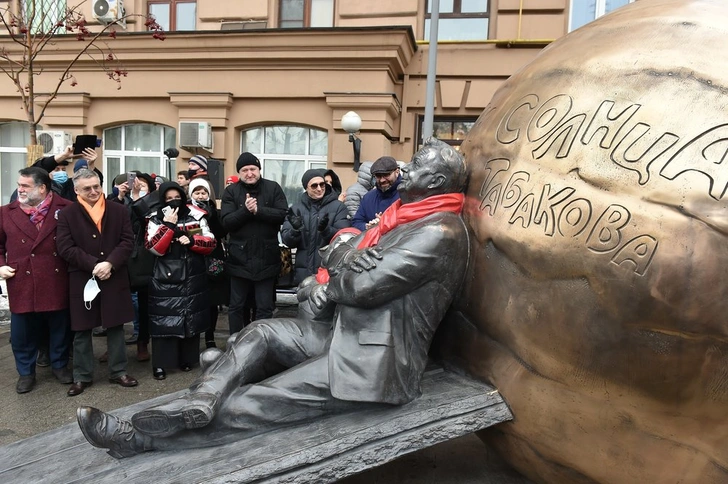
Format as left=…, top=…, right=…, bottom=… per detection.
left=418, top=117, right=477, bottom=151
left=0, top=122, right=31, bottom=204
left=279, top=0, right=334, bottom=28
left=241, top=125, right=328, bottom=205
left=569, top=0, right=634, bottom=31
left=22, top=0, right=67, bottom=33
left=148, top=0, right=197, bottom=31
left=102, top=124, right=176, bottom=192
left=424, top=0, right=490, bottom=41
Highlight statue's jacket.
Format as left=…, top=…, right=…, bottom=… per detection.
left=325, top=210, right=468, bottom=405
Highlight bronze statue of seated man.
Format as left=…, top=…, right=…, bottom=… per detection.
left=76, top=138, right=470, bottom=458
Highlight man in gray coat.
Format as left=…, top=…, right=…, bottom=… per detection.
left=76, top=138, right=469, bottom=457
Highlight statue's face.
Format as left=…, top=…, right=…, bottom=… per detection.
left=440, top=1, right=728, bottom=482
left=399, top=146, right=441, bottom=203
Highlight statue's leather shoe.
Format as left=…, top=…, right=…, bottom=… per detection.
left=109, top=374, right=138, bottom=387
left=132, top=392, right=217, bottom=437
left=16, top=375, right=36, bottom=394
left=67, top=381, right=92, bottom=397
left=77, top=406, right=150, bottom=459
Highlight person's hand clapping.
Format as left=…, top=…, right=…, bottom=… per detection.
left=245, top=193, right=258, bottom=215
left=317, top=213, right=330, bottom=232
left=287, top=208, right=303, bottom=231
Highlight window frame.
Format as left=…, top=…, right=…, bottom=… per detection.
left=417, top=116, right=478, bottom=152
left=147, top=0, right=197, bottom=31
left=0, top=121, right=32, bottom=204
left=102, top=123, right=176, bottom=193
left=424, top=0, right=491, bottom=41
left=568, top=0, right=635, bottom=32
left=278, top=0, right=334, bottom=28
left=22, top=0, right=67, bottom=34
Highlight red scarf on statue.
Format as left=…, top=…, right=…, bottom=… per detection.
left=315, top=192, right=465, bottom=284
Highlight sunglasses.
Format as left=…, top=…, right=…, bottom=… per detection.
left=308, top=182, right=326, bottom=189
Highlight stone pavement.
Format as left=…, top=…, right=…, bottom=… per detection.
left=0, top=285, right=530, bottom=484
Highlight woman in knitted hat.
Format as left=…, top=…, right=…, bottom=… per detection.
left=280, top=169, right=351, bottom=285
left=188, top=178, right=228, bottom=348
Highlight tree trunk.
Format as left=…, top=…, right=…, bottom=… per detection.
left=26, top=144, right=44, bottom=166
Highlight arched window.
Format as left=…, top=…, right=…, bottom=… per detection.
left=102, top=123, right=176, bottom=192
left=0, top=122, right=31, bottom=204
left=241, top=125, right=328, bottom=205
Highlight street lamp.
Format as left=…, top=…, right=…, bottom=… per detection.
left=341, top=111, right=362, bottom=172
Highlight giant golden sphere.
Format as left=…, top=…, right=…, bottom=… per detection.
left=438, top=0, right=728, bottom=481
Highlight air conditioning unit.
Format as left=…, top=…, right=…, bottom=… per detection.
left=92, top=0, right=125, bottom=25
left=37, top=130, right=73, bottom=156
left=179, top=122, right=213, bottom=150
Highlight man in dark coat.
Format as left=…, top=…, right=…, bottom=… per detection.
left=221, top=152, right=287, bottom=332
left=56, top=169, right=138, bottom=397
left=281, top=169, right=351, bottom=285
left=76, top=138, right=470, bottom=457
left=351, top=156, right=401, bottom=231
left=0, top=167, right=73, bottom=393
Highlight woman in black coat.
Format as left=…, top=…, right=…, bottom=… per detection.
left=145, top=182, right=216, bottom=380
left=281, top=169, right=351, bottom=285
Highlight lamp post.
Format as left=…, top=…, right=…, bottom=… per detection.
left=341, top=111, right=362, bottom=172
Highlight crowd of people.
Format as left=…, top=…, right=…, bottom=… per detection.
left=0, top=144, right=405, bottom=397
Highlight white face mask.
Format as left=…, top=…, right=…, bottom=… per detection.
left=83, top=276, right=101, bottom=310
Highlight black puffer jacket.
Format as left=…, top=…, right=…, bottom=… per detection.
left=145, top=187, right=216, bottom=338
left=221, top=178, right=288, bottom=281
left=281, top=188, right=351, bottom=285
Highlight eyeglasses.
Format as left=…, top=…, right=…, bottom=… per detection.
left=308, top=182, right=326, bottom=189
left=79, top=184, right=101, bottom=193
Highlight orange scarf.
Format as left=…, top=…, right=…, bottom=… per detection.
left=315, top=193, right=465, bottom=284
left=78, top=195, right=106, bottom=233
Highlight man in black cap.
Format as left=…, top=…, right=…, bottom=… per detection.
left=351, top=155, right=401, bottom=231
left=220, top=152, right=288, bottom=333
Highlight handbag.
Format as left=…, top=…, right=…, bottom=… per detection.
left=206, top=255, right=225, bottom=279
left=205, top=239, right=226, bottom=279
left=154, top=255, right=187, bottom=284
left=279, top=245, right=292, bottom=278
left=128, top=232, right=155, bottom=289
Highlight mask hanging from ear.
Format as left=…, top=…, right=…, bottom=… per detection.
left=83, top=275, right=101, bottom=310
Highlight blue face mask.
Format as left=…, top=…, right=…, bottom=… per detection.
left=52, top=171, right=68, bottom=184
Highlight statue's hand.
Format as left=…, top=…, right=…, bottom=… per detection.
left=348, top=247, right=383, bottom=273
left=311, top=283, right=329, bottom=309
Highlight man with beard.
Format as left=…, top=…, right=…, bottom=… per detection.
left=351, top=156, right=401, bottom=231
left=0, top=167, right=73, bottom=393
left=220, top=152, right=288, bottom=333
